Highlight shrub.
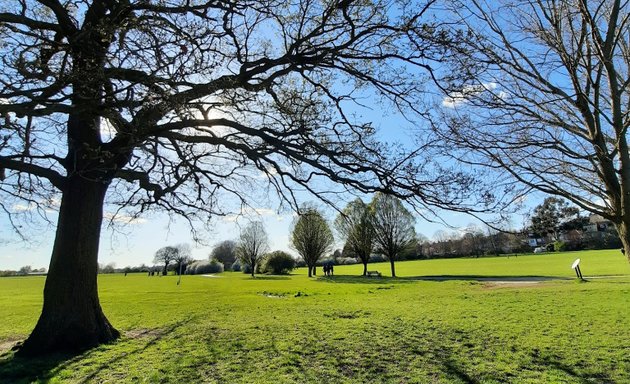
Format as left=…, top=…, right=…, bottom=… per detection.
left=554, top=241, right=567, bottom=252
left=231, top=260, right=242, bottom=272
left=262, top=251, right=296, bottom=275
left=241, top=262, right=263, bottom=274
left=185, top=260, right=224, bottom=274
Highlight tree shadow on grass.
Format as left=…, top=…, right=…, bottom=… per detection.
left=404, top=275, right=571, bottom=282
left=315, top=274, right=571, bottom=285
left=0, top=319, right=190, bottom=384
left=248, top=275, right=291, bottom=280
left=315, top=275, right=416, bottom=284
left=529, top=351, right=615, bottom=384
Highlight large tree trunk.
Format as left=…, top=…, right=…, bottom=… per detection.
left=307, top=265, right=312, bottom=277
left=18, top=177, right=119, bottom=356
left=616, top=221, right=630, bottom=265
left=389, top=258, right=396, bottom=278
left=362, top=261, right=368, bottom=276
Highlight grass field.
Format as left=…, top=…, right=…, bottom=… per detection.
left=1, top=250, right=629, bottom=383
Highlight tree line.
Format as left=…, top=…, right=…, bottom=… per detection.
left=144, top=196, right=623, bottom=279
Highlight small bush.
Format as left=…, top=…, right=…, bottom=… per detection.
left=554, top=241, right=567, bottom=252
left=231, top=260, right=242, bottom=272
left=262, top=251, right=296, bottom=275
left=241, top=262, right=263, bottom=274
left=186, top=260, right=223, bottom=274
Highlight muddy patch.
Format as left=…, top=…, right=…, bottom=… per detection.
left=0, top=337, right=23, bottom=355
left=125, top=328, right=165, bottom=339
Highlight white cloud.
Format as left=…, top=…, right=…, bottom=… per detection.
left=12, top=203, right=34, bottom=212
left=221, top=207, right=279, bottom=222
left=12, top=197, right=60, bottom=212
left=442, top=82, right=501, bottom=108
left=104, top=212, right=147, bottom=225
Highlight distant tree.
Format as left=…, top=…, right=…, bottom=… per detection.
left=174, top=244, right=193, bottom=276
left=461, top=224, right=485, bottom=257
left=370, top=193, right=416, bottom=277
left=559, top=216, right=590, bottom=232
left=210, top=240, right=237, bottom=270
left=98, top=263, right=116, bottom=274
left=263, top=251, right=296, bottom=275
left=237, top=222, right=270, bottom=278
left=332, top=249, right=343, bottom=262
left=291, top=207, right=334, bottom=277
left=18, top=266, right=32, bottom=276
left=335, top=199, right=375, bottom=276
left=154, top=246, right=178, bottom=276
left=529, top=198, right=579, bottom=241
left=432, top=230, right=451, bottom=256
left=415, top=233, right=430, bottom=259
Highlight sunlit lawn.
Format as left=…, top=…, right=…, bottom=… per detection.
left=1, top=250, right=629, bottom=383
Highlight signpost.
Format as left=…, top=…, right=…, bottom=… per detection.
left=571, top=258, right=583, bottom=280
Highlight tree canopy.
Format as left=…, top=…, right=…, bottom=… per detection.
left=290, top=207, right=334, bottom=277
left=433, top=0, right=630, bottom=263
left=529, top=198, right=579, bottom=241
left=369, top=193, right=416, bottom=277
left=237, top=221, right=270, bottom=277
left=335, top=198, right=375, bottom=276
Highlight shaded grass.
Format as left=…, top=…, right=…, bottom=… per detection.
left=0, top=250, right=629, bottom=383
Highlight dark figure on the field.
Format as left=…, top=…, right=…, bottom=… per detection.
left=322, top=262, right=334, bottom=276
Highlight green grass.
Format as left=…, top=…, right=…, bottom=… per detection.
left=1, top=250, right=629, bottom=383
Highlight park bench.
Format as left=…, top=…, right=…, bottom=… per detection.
left=366, top=271, right=381, bottom=277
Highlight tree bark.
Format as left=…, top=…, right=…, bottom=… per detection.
left=362, top=261, right=368, bottom=276
left=389, top=258, right=396, bottom=278
left=616, top=222, right=630, bottom=265
left=307, top=265, right=312, bottom=277
left=17, top=177, right=119, bottom=356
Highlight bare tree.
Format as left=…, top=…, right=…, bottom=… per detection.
left=434, top=0, right=630, bottom=264
left=0, top=0, right=492, bottom=355
left=291, top=207, right=334, bottom=277
left=173, top=243, right=193, bottom=276
left=370, top=193, right=416, bottom=277
left=237, top=221, right=269, bottom=278
left=153, top=246, right=178, bottom=276
left=335, top=198, right=375, bottom=276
